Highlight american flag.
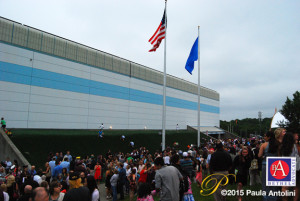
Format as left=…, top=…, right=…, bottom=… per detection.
left=148, top=10, right=166, bottom=52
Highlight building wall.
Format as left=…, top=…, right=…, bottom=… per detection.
left=0, top=17, right=220, bottom=130
left=0, top=42, right=219, bottom=129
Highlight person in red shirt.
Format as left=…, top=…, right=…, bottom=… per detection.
left=138, top=163, right=152, bottom=184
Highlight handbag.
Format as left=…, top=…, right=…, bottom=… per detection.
left=13, top=190, right=19, bottom=199
left=46, top=170, right=51, bottom=177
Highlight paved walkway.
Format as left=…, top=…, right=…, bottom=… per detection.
left=98, top=183, right=124, bottom=200
left=98, top=183, right=109, bottom=200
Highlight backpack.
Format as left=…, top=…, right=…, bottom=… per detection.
left=249, top=150, right=258, bottom=170
left=180, top=176, right=189, bottom=193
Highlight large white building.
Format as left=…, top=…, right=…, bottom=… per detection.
left=0, top=17, right=220, bottom=130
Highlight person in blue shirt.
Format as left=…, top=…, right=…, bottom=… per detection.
left=64, top=151, right=72, bottom=163
left=60, top=157, right=70, bottom=172
left=118, top=163, right=126, bottom=200
left=52, top=160, right=63, bottom=179
left=49, top=157, right=56, bottom=175
left=28, top=165, right=37, bottom=176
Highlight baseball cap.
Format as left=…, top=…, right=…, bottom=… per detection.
left=69, top=172, right=80, bottom=180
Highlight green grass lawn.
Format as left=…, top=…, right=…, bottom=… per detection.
left=120, top=183, right=263, bottom=201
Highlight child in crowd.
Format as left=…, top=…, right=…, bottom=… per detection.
left=195, top=159, right=202, bottom=187
left=137, top=183, right=154, bottom=201
left=182, top=173, right=195, bottom=201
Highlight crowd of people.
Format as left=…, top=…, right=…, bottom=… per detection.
left=0, top=128, right=299, bottom=201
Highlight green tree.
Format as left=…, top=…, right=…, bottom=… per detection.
left=281, top=91, right=300, bottom=133
left=220, top=118, right=271, bottom=137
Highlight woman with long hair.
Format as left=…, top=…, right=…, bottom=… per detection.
left=105, top=168, right=113, bottom=199
left=43, top=162, right=51, bottom=183
left=128, top=168, right=137, bottom=201
left=258, top=130, right=280, bottom=201
left=280, top=132, right=299, bottom=201
left=86, top=176, right=99, bottom=201
left=61, top=168, right=68, bottom=181
left=6, top=175, right=19, bottom=201
left=49, top=181, right=64, bottom=201
left=274, top=127, right=286, bottom=144
left=93, top=161, right=102, bottom=184
left=233, top=147, right=251, bottom=201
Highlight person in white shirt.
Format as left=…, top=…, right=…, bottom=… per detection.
left=3, top=191, right=9, bottom=201
left=130, top=141, right=134, bottom=148
left=99, top=123, right=104, bottom=138
left=5, top=158, right=12, bottom=173
left=0, top=186, right=9, bottom=201
left=99, top=123, right=104, bottom=130
left=163, top=152, right=170, bottom=165
left=64, top=151, right=72, bottom=163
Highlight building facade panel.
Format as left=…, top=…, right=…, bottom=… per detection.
left=0, top=17, right=220, bottom=130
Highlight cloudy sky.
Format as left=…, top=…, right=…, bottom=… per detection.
left=1, top=0, right=299, bottom=121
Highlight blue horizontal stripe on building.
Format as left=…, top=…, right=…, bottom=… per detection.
left=0, top=61, right=220, bottom=113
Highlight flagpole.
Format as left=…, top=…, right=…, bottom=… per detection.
left=162, top=0, right=167, bottom=151
left=197, top=26, right=201, bottom=147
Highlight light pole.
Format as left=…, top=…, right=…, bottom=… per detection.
left=258, top=111, right=262, bottom=136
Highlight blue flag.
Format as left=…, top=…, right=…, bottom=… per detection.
left=185, top=37, right=198, bottom=75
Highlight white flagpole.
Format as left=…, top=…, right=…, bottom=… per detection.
left=197, top=26, right=201, bottom=147
left=162, top=0, right=167, bottom=151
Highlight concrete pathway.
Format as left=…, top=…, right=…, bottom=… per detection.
left=98, top=183, right=109, bottom=200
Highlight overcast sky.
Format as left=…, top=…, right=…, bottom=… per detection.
left=1, top=0, right=299, bottom=121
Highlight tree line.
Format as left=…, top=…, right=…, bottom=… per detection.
left=220, top=118, right=272, bottom=137
left=220, top=90, right=300, bottom=137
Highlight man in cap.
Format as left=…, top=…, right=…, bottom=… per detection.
left=180, top=152, right=194, bottom=179
left=63, top=185, right=90, bottom=201
left=68, top=171, right=82, bottom=189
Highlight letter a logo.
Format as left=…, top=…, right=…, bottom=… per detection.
left=270, top=160, right=289, bottom=180
left=272, top=161, right=287, bottom=177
